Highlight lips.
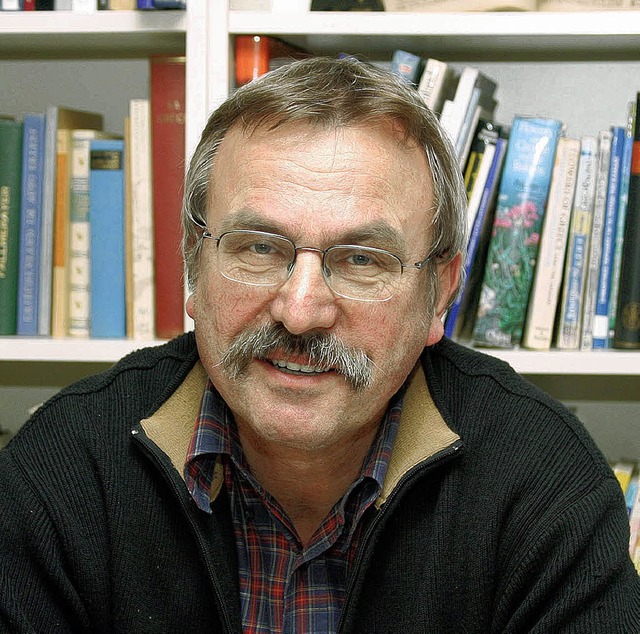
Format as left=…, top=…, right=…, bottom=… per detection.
left=270, top=358, right=332, bottom=375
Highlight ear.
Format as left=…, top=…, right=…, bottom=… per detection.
left=425, top=252, right=462, bottom=346
left=185, top=293, right=196, bottom=320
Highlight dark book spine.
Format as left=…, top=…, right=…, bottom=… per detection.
left=613, top=91, right=640, bottom=348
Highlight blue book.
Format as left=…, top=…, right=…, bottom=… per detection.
left=592, top=126, right=624, bottom=349
left=137, top=0, right=155, bottom=7
left=473, top=116, right=563, bottom=348
left=89, top=138, right=125, bottom=339
left=151, top=0, right=185, bottom=7
left=390, top=49, right=424, bottom=87
left=445, top=137, right=507, bottom=340
left=16, top=113, right=45, bottom=336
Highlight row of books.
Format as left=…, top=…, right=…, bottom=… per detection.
left=0, top=55, right=186, bottom=340
left=0, top=0, right=184, bottom=10
left=613, top=460, right=640, bottom=573
left=308, top=0, right=640, bottom=11
left=387, top=50, right=640, bottom=351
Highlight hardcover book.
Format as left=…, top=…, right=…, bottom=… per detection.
left=580, top=129, right=612, bottom=350
left=472, top=116, right=562, bottom=349
left=150, top=55, right=186, bottom=340
left=521, top=137, right=580, bottom=351
left=556, top=135, right=599, bottom=350
left=16, top=113, right=45, bottom=336
left=592, top=126, right=625, bottom=348
left=89, top=139, right=126, bottom=339
left=0, top=118, right=23, bottom=336
left=416, top=58, right=459, bottom=117
left=127, top=98, right=155, bottom=341
left=613, top=90, right=640, bottom=348
left=38, top=106, right=103, bottom=336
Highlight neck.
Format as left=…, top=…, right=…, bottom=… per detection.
left=238, top=423, right=380, bottom=546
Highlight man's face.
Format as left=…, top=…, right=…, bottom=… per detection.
left=187, top=121, right=459, bottom=453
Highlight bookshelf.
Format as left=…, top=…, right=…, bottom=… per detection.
left=0, top=4, right=639, bottom=462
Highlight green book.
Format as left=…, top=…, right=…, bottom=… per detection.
left=0, top=117, right=24, bottom=335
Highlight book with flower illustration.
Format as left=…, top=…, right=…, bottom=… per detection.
left=472, top=116, right=563, bottom=349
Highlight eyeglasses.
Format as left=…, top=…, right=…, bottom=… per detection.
left=200, top=228, right=434, bottom=302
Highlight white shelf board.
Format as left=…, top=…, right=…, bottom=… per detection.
left=1, top=337, right=638, bottom=374
left=229, top=10, right=640, bottom=59
left=0, top=11, right=186, bottom=58
left=0, top=337, right=167, bottom=363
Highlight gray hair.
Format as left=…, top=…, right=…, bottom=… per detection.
left=182, top=56, right=467, bottom=299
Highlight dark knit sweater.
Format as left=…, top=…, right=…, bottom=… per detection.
left=0, top=333, right=638, bottom=633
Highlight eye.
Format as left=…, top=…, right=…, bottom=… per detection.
left=347, top=252, right=374, bottom=266
left=250, top=241, right=275, bottom=255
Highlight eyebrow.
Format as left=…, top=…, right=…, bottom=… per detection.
left=218, top=209, right=409, bottom=256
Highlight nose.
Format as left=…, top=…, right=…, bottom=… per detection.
left=269, top=250, right=339, bottom=334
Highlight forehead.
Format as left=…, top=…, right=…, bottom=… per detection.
left=207, top=120, right=434, bottom=246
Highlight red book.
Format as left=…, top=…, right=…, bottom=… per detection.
left=150, top=55, right=186, bottom=340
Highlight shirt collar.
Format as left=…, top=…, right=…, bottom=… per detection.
left=183, top=380, right=404, bottom=514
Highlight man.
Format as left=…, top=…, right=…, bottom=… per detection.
left=0, top=57, right=638, bottom=632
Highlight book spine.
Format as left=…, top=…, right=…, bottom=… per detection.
left=613, top=90, right=640, bottom=348
left=16, top=114, right=45, bottom=336
left=580, top=129, right=612, bottom=349
left=51, top=129, right=72, bottom=338
left=592, top=125, right=624, bottom=348
left=522, top=137, right=580, bottom=350
left=68, top=132, right=98, bottom=338
left=150, top=55, right=186, bottom=339
left=473, top=116, right=562, bottom=348
left=0, top=120, right=23, bottom=335
left=556, top=136, right=599, bottom=350
left=608, top=101, right=635, bottom=344
left=89, top=140, right=126, bottom=338
left=137, top=0, right=154, bottom=7
left=390, top=49, right=424, bottom=87
left=444, top=137, right=506, bottom=340
left=128, top=98, right=155, bottom=340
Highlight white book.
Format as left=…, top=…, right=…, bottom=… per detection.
left=465, top=141, right=496, bottom=240
left=417, top=58, right=458, bottom=115
left=580, top=130, right=612, bottom=350
left=127, top=98, right=155, bottom=341
left=383, top=0, right=536, bottom=10
left=556, top=136, right=599, bottom=350
left=522, top=137, right=580, bottom=351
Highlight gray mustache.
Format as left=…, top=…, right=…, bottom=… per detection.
left=219, top=323, right=373, bottom=391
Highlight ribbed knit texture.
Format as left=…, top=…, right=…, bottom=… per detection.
left=0, top=333, right=638, bottom=632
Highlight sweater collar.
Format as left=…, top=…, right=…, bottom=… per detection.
left=139, top=357, right=460, bottom=507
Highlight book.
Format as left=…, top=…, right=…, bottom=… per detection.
left=127, top=98, right=155, bottom=341
left=608, top=101, right=636, bottom=346
left=580, top=129, right=612, bottom=350
left=89, top=139, right=126, bottom=339
left=0, top=118, right=23, bottom=336
left=439, top=66, right=497, bottom=160
left=473, top=116, right=562, bottom=349
left=592, top=126, right=625, bottom=349
left=109, top=0, right=136, bottom=8
left=521, top=137, right=580, bottom=351
left=152, top=0, right=186, bottom=6
left=16, top=113, right=45, bottom=336
left=50, top=128, right=74, bottom=338
left=67, top=130, right=119, bottom=338
left=382, top=0, right=536, bottom=9
left=613, top=90, right=640, bottom=348
left=38, top=106, right=103, bottom=336
left=463, top=120, right=502, bottom=199
left=538, top=0, right=635, bottom=9
left=416, top=58, right=459, bottom=117
left=556, top=135, right=599, bottom=350
left=150, top=55, right=186, bottom=340
left=234, top=35, right=311, bottom=87
left=612, top=460, right=636, bottom=494
left=390, top=49, right=424, bottom=86
left=445, top=136, right=507, bottom=341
